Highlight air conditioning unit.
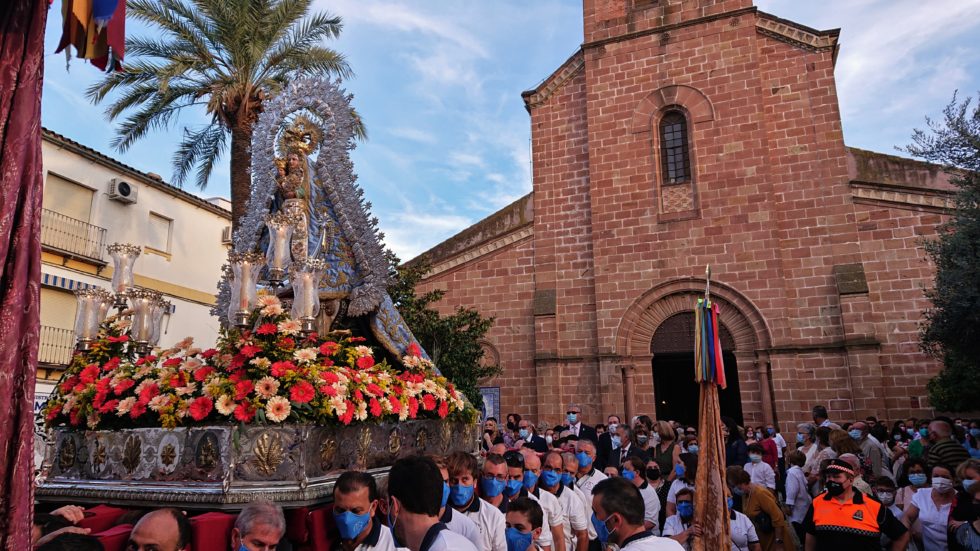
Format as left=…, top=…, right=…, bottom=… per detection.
left=108, top=179, right=138, bottom=204
left=221, top=226, right=233, bottom=245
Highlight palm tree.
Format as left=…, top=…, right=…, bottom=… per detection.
left=88, top=0, right=360, bottom=229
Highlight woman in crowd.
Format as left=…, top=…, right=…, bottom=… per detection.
left=623, top=456, right=661, bottom=533
left=892, top=420, right=913, bottom=446
left=652, top=420, right=682, bottom=481
left=645, top=459, right=670, bottom=534
left=634, top=424, right=653, bottom=457
left=482, top=417, right=505, bottom=452
left=952, top=459, right=980, bottom=542
left=758, top=427, right=779, bottom=472
left=683, top=435, right=699, bottom=455
left=666, top=453, right=698, bottom=517
left=726, top=466, right=796, bottom=551
left=782, top=450, right=809, bottom=544
left=744, top=443, right=776, bottom=490
left=794, top=423, right=817, bottom=464
left=503, top=413, right=521, bottom=448
left=728, top=493, right=763, bottom=551
left=902, top=464, right=957, bottom=551
left=803, top=426, right=835, bottom=494
left=952, top=480, right=980, bottom=551
left=896, top=457, right=930, bottom=511
left=889, top=440, right=909, bottom=482
left=828, top=428, right=861, bottom=457
left=724, top=416, right=749, bottom=468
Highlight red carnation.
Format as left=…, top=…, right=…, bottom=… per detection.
left=388, top=396, right=401, bottom=413
left=69, top=408, right=82, bottom=426
left=322, top=372, right=339, bottom=385
left=369, top=398, right=383, bottom=417
left=60, top=376, right=79, bottom=393
left=201, top=348, right=218, bottom=359
left=421, top=394, right=436, bottom=411
left=163, top=357, right=182, bottom=367
left=99, top=399, right=120, bottom=414
left=233, top=402, right=256, bottom=422
left=407, top=343, right=421, bottom=357
left=234, top=380, right=254, bottom=401
left=193, top=366, right=215, bottom=382
left=365, top=383, right=383, bottom=397
left=277, top=337, right=295, bottom=350
left=189, top=396, right=213, bottom=421
left=340, top=401, right=355, bottom=425
left=139, top=383, right=160, bottom=404
left=80, top=364, right=100, bottom=385
left=408, top=397, right=419, bottom=419
left=129, top=401, right=147, bottom=419
left=289, top=381, right=315, bottom=404
left=356, top=356, right=374, bottom=369
left=93, top=390, right=108, bottom=409
left=46, top=408, right=61, bottom=422
left=437, top=400, right=449, bottom=419
left=102, top=357, right=121, bottom=372
left=113, top=379, right=135, bottom=396
left=256, top=323, right=277, bottom=335
left=229, top=355, right=245, bottom=369
left=107, top=335, right=129, bottom=343
left=319, top=341, right=340, bottom=356
left=319, top=384, right=337, bottom=397
left=270, top=361, right=295, bottom=377
left=239, top=344, right=262, bottom=358
left=354, top=390, right=364, bottom=402
left=95, top=377, right=112, bottom=392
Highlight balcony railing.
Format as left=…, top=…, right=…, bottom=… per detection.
left=39, top=325, right=75, bottom=367
left=40, top=209, right=107, bottom=263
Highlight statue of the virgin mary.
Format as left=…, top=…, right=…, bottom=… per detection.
left=270, top=116, right=324, bottom=262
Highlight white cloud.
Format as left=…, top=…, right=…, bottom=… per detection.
left=379, top=208, right=472, bottom=260
left=388, top=127, right=438, bottom=144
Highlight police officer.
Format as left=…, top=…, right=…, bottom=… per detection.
left=802, top=459, right=908, bottom=551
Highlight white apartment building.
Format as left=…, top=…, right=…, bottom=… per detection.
left=37, top=128, right=232, bottom=406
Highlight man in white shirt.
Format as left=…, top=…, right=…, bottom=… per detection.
left=333, top=471, right=398, bottom=551
left=782, top=450, right=810, bottom=543
left=591, top=477, right=684, bottom=550
left=522, top=450, right=568, bottom=551
left=387, top=456, right=479, bottom=551
left=498, top=451, right=555, bottom=551
left=561, top=452, right=598, bottom=544
left=541, top=452, right=589, bottom=551
left=743, top=444, right=776, bottom=490
left=574, top=440, right=607, bottom=499
left=623, top=456, right=660, bottom=533
left=446, top=451, right=507, bottom=551
left=432, top=457, right=484, bottom=550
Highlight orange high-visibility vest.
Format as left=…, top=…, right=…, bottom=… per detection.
left=810, top=490, right=883, bottom=537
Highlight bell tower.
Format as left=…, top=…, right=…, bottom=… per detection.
left=583, top=0, right=753, bottom=44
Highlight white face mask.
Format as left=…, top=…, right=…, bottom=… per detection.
left=932, top=477, right=955, bottom=493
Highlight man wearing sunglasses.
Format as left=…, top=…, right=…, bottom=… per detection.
left=563, top=405, right=598, bottom=446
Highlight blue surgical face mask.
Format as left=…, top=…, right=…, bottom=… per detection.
left=504, top=478, right=523, bottom=497
left=971, top=428, right=980, bottom=438
left=849, top=429, right=862, bottom=440
left=919, top=428, right=929, bottom=438
left=766, top=428, right=775, bottom=436
left=505, top=526, right=534, bottom=551
left=576, top=451, right=593, bottom=468
left=796, top=433, right=805, bottom=444
left=561, top=472, right=574, bottom=486
left=523, top=470, right=538, bottom=490
left=909, top=473, right=927, bottom=487
left=567, top=413, right=578, bottom=424
left=519, top=428, right=530, bottom=440
left=540, top=470, right=561, bottom=488
left=450, top=484, right=475, bottom=507
left=677, top=501, right=694, bottom=519
left=611, top=435, right=621, bottom=450
left=687, top=445, right=699, bottom=454
left=334, top=510, right=372, bottom=540
left=482, top=477, right=506, bottom=498
left=675, top=463, right=686, bottom=477
left=636, top=435, right=648, bottom=445
left=749, top=454, right=762, bottom=464
left=622, top=469, right=635, bottom=481
left=963, top=479, right=976, bottom=492
left=441, top=482, right=450, bottom=507
left=732, top=486, right=744, bottom=496
left=727, top=496, right=734, bottom=509
left=591, top=512, right=610, bottom=543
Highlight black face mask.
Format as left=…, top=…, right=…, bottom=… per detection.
left=485, top=429, right=494, bottom=435
left=646, top=468, right=661, bottom=481
left=506, top=422, right=516, bottom=431
left=825, top=481, right=845, bottom=497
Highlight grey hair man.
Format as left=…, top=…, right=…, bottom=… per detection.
left=231, top=500, right=286, bottom=551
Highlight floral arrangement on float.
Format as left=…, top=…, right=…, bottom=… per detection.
left=42, top=294, right=469, bottom=431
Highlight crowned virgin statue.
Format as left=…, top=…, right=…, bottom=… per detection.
left=271, top=117, right=324, bottom=262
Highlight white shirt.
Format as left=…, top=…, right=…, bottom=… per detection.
left=773, top=433, right=787, bottom=458
left=619, top=531, right=686, bottom=551
left=525, top=491, right=554, bottom=549
left=570, top=483, right=598, bottom=541
left=908, top=488, right=951, bottom=551
left=575, top=468, right=607, bottom=501
left=425, top=525, right=480, bottom=551
left=549, top=484, right=589, bottom=551
left=662, top=514, right=692, bottom=550
left=743, top=461, right=775, bottom=490
left=569, top=422, right=581, bottom=437
left=729, top=510, right=759, bottom=551
left=666, top=479, right=693, bottom=505
left=783, top=466, right=810, bottom=524
left=461, top=498, right=506, bottom=551
left=352, top=521, right=398, bottom=551
left=443, top=507, right=483, bottom=551
left=638, top=482, right=661, bottom=532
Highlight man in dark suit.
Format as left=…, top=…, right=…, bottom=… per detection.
left=563, top=404, right=598, bottom=446
left=606, top=425, right=648, bottom=469
left=595, top=413, right=621, bottom=472
left=517, top=418, right=549, bottom=453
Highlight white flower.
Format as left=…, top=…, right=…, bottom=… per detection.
left=260, top=303, right=284, bottom=317
left=293, top=347, right=318, bottom=363
left=174, top=382, right=198, bottom=396
left=257, top=295, right=281, bottom=308
left=402, top=355, right=421, bottom=368
left=255, top=376, right=280, bottom=398
left=86, top=413, right=99, bottom=429
left=216, top=395, right=236, bottom=416
left=186, top=347, right=202, bottom=356
left=355, top=401, right=368, bottom=421
left=62, top=396, right=77, bottom=415
left=330, top=395, right=347, bottom=416
left=266, top=396, right=291, bottom=423
left=148, top=395, right=170, bottom=412
left=182, top=358, right=203, bottom=371
left=354, top=346, right=373, bottom=358
left=250, top=357, right=271, bottom=369
left=176, top=337, right=194, bottom=350
left=277, top=319, right=301, bottom=335
left=116, top=397, right=136, bottom=416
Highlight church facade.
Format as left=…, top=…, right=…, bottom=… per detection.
left=411, top=0, right=954, bottom=431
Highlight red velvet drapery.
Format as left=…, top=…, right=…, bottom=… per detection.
left=0, top=0, right=47, bottom=548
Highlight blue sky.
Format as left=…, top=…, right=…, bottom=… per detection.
left=41, top=0, right=980, bottom=260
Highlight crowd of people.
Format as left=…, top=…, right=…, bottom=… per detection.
left=29, top=404, right=980, bottom=551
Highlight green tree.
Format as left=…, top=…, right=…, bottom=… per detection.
left=87, top=0, right=362, bottom=229
left=387, top=253, right=500, bottom=410
left=904, top=92, right=980, bottom=412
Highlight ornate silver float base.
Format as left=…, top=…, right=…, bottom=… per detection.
left=36, top=419, right=477, bottom=510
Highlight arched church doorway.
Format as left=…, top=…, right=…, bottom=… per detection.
left=650, top=311, right=743, bottom=426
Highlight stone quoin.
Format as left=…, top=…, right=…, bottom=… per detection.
left=409, top=0, right=955, bottom=432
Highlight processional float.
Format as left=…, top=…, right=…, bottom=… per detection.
left=36, top=78, right=478, bottom=509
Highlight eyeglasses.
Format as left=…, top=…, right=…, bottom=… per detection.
left=541, top=466, right=560, bottom=473
left=483, top=473, right=507, bottom=482
left=566, top=411, right=580, bottom=415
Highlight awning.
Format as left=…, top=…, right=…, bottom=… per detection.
left=41, top=272, right=177, bottom=313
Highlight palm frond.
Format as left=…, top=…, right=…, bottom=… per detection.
left=111, top=94, right=202, bottom=152
left=129, top=0, right=222, bottom=74
left=171, top=123, right=228, bottom=188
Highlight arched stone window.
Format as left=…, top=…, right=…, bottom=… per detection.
left=659, top=110, right=691, bottom=186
